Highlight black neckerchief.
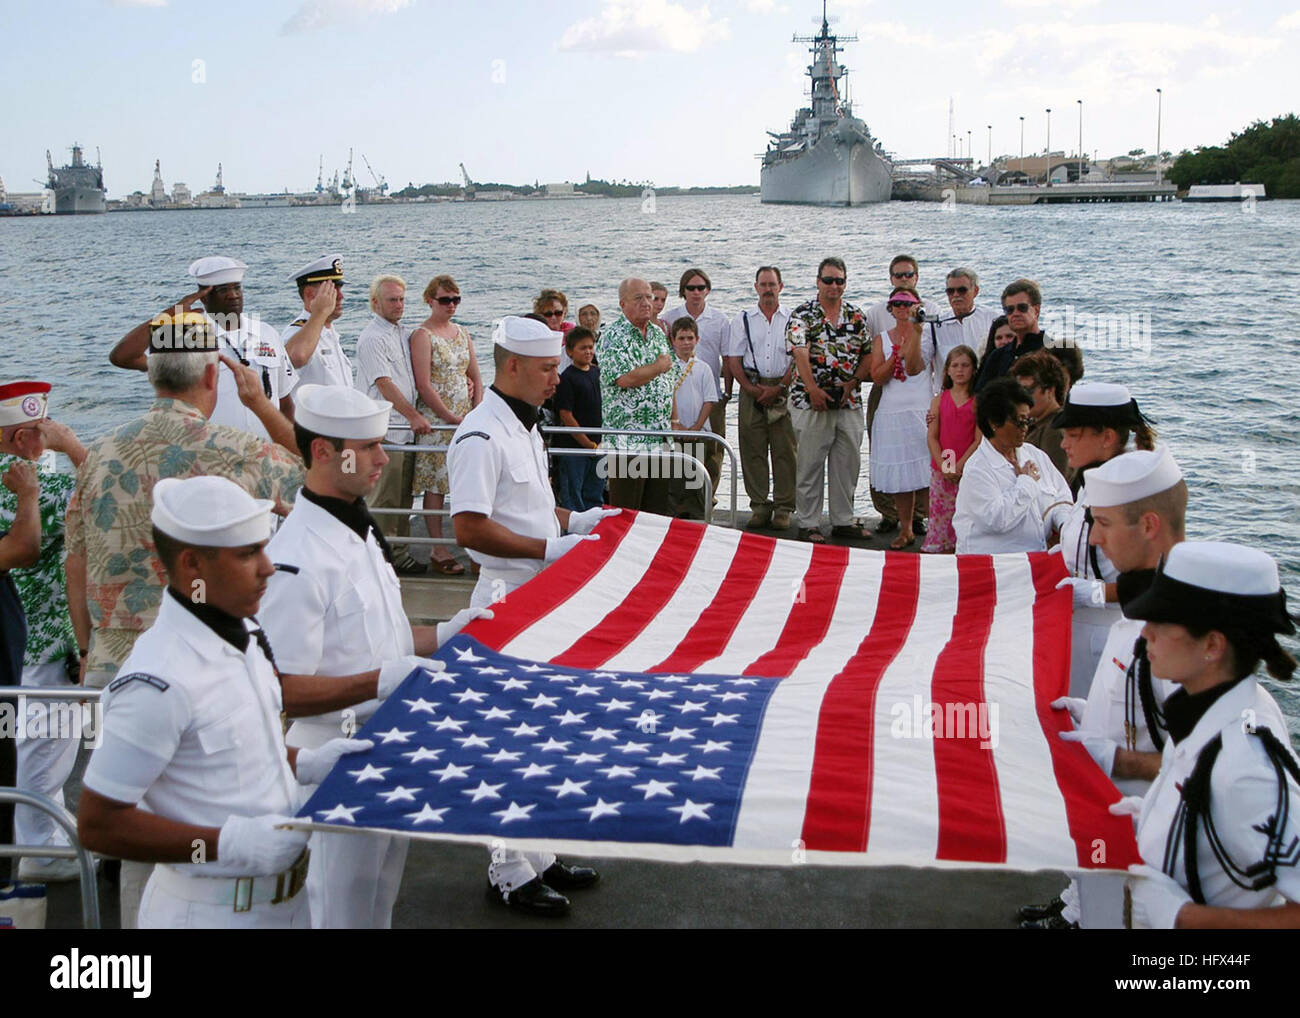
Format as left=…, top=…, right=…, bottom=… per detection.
left=1116, top=569, right=1158, bottom=613
left=300, top=486, right=395, bottom=565
left=491, top=385, right=540, bottom=432
left=168, top=586, right=249, bottom=652
left=1163, top=677, right=1246, bottom=744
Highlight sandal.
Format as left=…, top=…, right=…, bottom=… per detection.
left=798, top=527, right=827, bottom=544
left=830, top=523, right=868, bottom=540
left=430, top=556, right=466, bottom=575
left=890, top=532, right=915, bottom=550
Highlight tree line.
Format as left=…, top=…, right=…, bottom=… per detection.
left=1169, top=114, right=1300, bottom=198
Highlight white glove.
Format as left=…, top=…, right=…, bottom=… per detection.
left=1126, top=864, right=1192, bottom=929
left=1108, top=795, right=1145, bottom=819
left=377, top=655, right=444, bottom=699
left=436, top=606, right=494, bottom=647
left=1057, top=576, right=1106, bottom=608
left=545, top=533, right=599, bottom=563
left=1044, top=502, right=1072, bottom=532
left=567, top=506, right=622, bottom=535
left=1060, top=729, right=1118, bottom=774
left=217, top=814, right=310, bottom=876
left=295, top=737, right=374, bottom=786
left=1050, top=695, right=1088, bottom=727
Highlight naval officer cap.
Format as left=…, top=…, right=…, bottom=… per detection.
left=151, top=476, right=274, bottom=548
left=0, top=381, right=51, bottom=429
left=493, top=316, right=562, bottom=358
left=289, top=254, right=345, bottom=285
left=1124, top=541, right=1295, bottom=641
left=188, top=256, right=247, bottom=287
left=1085, top=445, right=1183, bottom=509
left=295, top=384, right=391, bottom=440
left=1052, top=380, right=1151, bottom=431
left=148, top=311, right=220, bottom=353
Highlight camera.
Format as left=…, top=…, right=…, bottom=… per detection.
left=913, top=307, right=929, bottom=323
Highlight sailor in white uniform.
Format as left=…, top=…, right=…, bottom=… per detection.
left=258, top=384, right=484, bottom=928
left=448, top=315, right=618, bottom=916
left=1045, top=382, right=1158, bottom=696
left=282, top=254, right=354, bottom=391
left=1120, top=542, right=1300, bottom=929
left=1023, top=446, right=1186, bottom=929
left=75, top=476, right=369, bottom=928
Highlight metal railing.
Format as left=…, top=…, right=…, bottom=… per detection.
left=373, top=423, right=740, bottom=545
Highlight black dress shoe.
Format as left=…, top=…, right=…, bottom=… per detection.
left=1019, top=914, right=1078, bottom=930
left=486, top=877, right=570, bottom=917
left=1016, top=895, right=1066, bottom=922
left=542, top=859, right=600, bottom=891
left=913, top=519, right=927, bottom=538
left=875, top=518, right=899, bottom=535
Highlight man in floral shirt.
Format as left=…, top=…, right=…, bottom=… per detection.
left=786, top=257, right=872, bottom=542
left=0, top=382, right=86, bottom=880
left=596, top=277, right=674, bottom=513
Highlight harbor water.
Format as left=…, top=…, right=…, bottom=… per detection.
left=3, top=193, right=1298, bottom=718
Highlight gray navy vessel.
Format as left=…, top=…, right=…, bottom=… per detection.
left=760, top=6, right=892, bottom=206
left=46, top=144, right=106, bottom=214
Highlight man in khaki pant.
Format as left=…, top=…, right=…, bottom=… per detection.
left=725, top=267, right=795, bottom=530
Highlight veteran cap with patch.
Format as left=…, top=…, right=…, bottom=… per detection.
left=0, top=381, right=51, bottom=429
left=148, top=311, right=220, bottom=353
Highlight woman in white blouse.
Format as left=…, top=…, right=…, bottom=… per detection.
left=953, top=378, right=1070, bottom=553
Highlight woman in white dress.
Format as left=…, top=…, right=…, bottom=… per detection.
left=866, top=287, right=932, bottom=549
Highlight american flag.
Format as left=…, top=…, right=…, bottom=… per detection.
left=296, top=511, right=1139, bottom=872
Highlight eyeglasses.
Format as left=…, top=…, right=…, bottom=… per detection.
left=1012, top=416, right=1033, bottom=429
left=945, top=285, right=970, bottom=295
left=435, top=295, right=462, bottom=306
left=1003, top=302, right=1032, bottom=314
left=818, top=276, right=847, bottom=286
left=541, top=309, right=565, bottom=318
left=684, top=284, right=709, bottom=292
left=891, top=270, right=917, bottom=279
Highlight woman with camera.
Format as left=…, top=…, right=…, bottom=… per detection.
left=866, top=287, right=933, bottom=549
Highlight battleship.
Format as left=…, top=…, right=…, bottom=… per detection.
left=760, top=5, right=892, bottom=206
left=46, top=144, right=107, bottom=214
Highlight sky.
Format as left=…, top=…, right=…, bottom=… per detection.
left=2, top=0, right=1298, bottom=195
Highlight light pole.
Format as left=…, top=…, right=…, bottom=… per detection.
left=1019, top=116, right=1025, bottom=164
left=1045, top=107, right=1052, bottom=185
left=1077, top=99, right=1083, bottom=180
left=1156, top=88, right=1163, bottom=185
left=987, top=124, right=992, bottom=169
left=967, top=129, right=972, bottom=166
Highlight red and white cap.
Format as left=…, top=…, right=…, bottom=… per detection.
left=0, top=381, right=51, bottom=429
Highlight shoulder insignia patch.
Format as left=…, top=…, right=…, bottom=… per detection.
left=454, top=431, right=491, bottom=445
left=108, top=672, right=171, bottom=694
left=274, top=563, right=301, bottom=574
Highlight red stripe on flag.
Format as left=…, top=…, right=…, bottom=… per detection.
left=550, top=518, right=707, bottom=669
left=744, top=543, right=850, bottom=677
left=463, top=509, right=638, bottom=652
left=933, top=556, right=1006, bottom=863
left=1028, top=553, right=1141, bottom=869
left=801, top=553, right=921, bottom=852
left=648, top=533, right=776, bottom=674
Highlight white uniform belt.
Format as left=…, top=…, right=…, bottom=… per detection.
left=153, top=850, right=309, bottom=910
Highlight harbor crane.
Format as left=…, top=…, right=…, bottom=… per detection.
left=362, top=154, right=388, bottom=196
left=459, top=162, right=476, bottom=199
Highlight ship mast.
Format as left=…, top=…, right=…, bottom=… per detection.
left=793, top=3, right=855, bottom=124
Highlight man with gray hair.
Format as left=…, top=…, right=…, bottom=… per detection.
left=926, top=267, right=998, bottom=392
left=356, top=274, right=429, bottom=574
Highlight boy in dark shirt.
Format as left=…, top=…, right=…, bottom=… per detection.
left=552, top=327, right=604, bottom=511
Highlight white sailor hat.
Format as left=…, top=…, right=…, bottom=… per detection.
left=188, top=256, right=247, bottom=287
left=0, top=381, right=51, bottom=429
left=492, top=316, right=562, bottom=358
left=1052, top=380, right=1150, bottom=430
left=1085, top=445, right=1183, bottom=508
left=289, top=254, right=344, bottom=285
left=294, top=384, right=391, bottom=440
left=1124, top=541, right=1295, bottom=638
left=151, top=476, right=274, bottom=548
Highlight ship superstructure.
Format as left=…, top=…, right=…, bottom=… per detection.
left=46, top=144, right=107, bottom=214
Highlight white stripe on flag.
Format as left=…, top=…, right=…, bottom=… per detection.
left=500, top=511, right=670, bottom=662
left=732, top=549, right=887, bottom=851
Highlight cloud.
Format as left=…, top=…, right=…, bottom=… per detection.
left=559, top=0, right=730, bottom=55
left=1002, top=0, right=1100, bottom=9
left=111, top=0, right=168, bottom=6
left=281, top=0, right=413, bottom=35
left=1276, top=10, right=1300, bottom=30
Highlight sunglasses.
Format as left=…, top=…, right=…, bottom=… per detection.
left=542, top=309, right=565, bottom=318
left=819, top=276, right=847, bottom=286
left=684, top=284, right=709, bottom=292
left=886, top=301, right=916, bottom=310
left=945, top=285, right=970, bottom=295
left=435, top=295, right=463, bottom=306
left=1003, top=302, right=1032, bottom=314
left=892, top=270, right=917, bottom=279
left=1011, top=416, right=1033, bottom=429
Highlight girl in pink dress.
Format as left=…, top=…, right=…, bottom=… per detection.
left=922, top=345, right=980, bottom=553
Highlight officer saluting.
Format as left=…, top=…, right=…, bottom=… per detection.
left=448, top=315, right=617, bottom=916
left=282, top=255, right=354, bottom=391
left=258, top=384, right=485, bottom=928
left=1119, top=541, right=1300, bottom=928
left=76, top=476, right=368, bottom=928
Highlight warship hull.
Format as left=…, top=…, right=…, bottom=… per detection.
left=53, top=185, right=107, bottom=214
left=761, top=123, right=891, bottom=207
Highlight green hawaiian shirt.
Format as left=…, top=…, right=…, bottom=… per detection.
left=596, top=315, right=673, bottom=451
left=0, top=453, right=77, bottom=668
left=785, top=298, right=871, bottom=410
